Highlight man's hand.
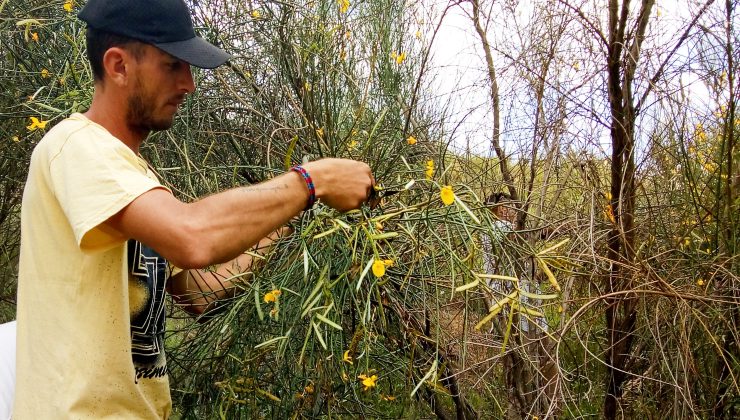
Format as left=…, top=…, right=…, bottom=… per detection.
left=303, top=158, right=374, bottom=212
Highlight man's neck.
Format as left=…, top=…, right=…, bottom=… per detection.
left=84, top=86, right=148, bottom=154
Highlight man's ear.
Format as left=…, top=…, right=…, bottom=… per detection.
left=102, top=47, right=132, bottom=87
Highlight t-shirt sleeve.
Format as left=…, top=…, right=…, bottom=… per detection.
left=49, top=131, right=164, bottom=251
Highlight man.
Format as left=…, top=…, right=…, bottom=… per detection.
left=13, top=0, right=373, bottom=418
left=481, top=193, right=519, bottom=331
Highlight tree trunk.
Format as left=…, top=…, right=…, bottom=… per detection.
left=603, top=0, right=654, bottom=417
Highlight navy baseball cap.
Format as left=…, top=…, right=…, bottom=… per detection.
left=78, top=0, right=231, bottom=69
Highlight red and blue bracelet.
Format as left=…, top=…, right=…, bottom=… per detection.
left=290, top=165, right=316, bottom=210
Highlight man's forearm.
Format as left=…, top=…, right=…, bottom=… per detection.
left=107, top=158, right=373, bottom=269
left=169, top=227, right=290, bottom=315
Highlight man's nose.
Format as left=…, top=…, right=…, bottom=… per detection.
left=180, top=65, right=195, bottom=94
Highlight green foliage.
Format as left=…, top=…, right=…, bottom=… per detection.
left=0, top=0, right=91, bottom=321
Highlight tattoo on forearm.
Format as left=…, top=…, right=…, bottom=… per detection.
left=241, top=184, right=289, bottom=193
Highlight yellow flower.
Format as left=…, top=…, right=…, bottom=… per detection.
left=338, top=0, right=349, bottom=13
left=392, top=51, right=406, bottom=65
left=251, top=9, right=261, bottom=19
left=63, top=0, right=74, bottom=12
left=696, top=278, right=705, bottom=286
left=40, top=68, right=50, bottom=78
left=31, top=32, right=39, bottom=42
left=347, top=139, right=358, bottom=150
left=604, top=204, right=616, bottom=224
left=304, top=383, right=314, bottom=394
left=425, top=160, right=434, bottom=180
left=316, top=127, right=324, bottom=138
left=358, top=374, right=378, bottom=391
left=383, top=259, right=394, bottom=267
left=27, top=116, right=48, bottom=131
left=372, top=259, right=386, bottom=277
left=406, top=135, right=417, bottom=145
left=415, top=29, right=422, bottom=40
left=263, top=289, right=281, bottom=303
left=343, top=350, right=353, bottom=364
left=304, top=81, right=312, bottom=92
left=695, top=123, right=706, bottom=143
left=440, top=186, right=455, bottom=206
left=12, top=136, right=20, bottom=143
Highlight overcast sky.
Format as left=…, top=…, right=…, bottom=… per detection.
left=425, top=0, right=720, bottom=157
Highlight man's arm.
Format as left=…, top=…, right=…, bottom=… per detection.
left=106, top=158, right=373, bottom=269
left=168, top=227, right=289, bottom=316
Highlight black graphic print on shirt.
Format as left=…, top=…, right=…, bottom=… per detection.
left=127, top=240, right=168, bottom=381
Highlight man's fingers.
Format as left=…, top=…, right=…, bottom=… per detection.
left=367, top=173, right=375, bottom=201
left=304, top=158, right=376, bottom=212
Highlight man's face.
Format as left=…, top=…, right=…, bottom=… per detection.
left=494, top=203, right=517, bottom=223
left=125, top=45, right=195, bottom=133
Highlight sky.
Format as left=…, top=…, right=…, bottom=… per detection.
left=424, top=0, right=723, bottom=158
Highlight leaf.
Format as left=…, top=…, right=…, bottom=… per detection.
left=518, top=289, right=559, bottom=300
left=370, top=232, right=399, bottom=240
left=366, top=107, right=388, bottom=144
left=301, top=273, right=325, bottom=311
left=538, top=238, right=570, bottom=256
left=313, top=225, right=340, bottom=239
left=312, top=322, right=327, bottom=350
left=356, top=259, right=374, bottom=291
left=283, top=135, right=299, bottom=170
left=537, top=257, right=561, bottom=293
left=454, top=279, right=479, bottom=293
left=16, top=18, right=41, bottom=26
left=334, top=219, right=351, bottom=230
left=254, top=335, right=288, bottom=349
left=454, top=195, right=481, bottom=224
left=254, top=281, right=264, bottom=321
left=300, top=293, right=323, bottom=319
left=255, top=388, right=281, bottom=402
left=315, top=313, right=343, bottom=331
left=474, top=272, right=519, bottom=282
left=511, top=301, right=544, bottom=317
left=303, top=246, right=309, bottom=280
left=410, top=359, right=437, bottom=397
left=474, top=291, right=517, bottom=331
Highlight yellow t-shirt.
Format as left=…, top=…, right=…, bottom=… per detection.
left=14, top=113, right=173, bottom=419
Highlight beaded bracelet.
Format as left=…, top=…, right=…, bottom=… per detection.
left=290, top=165, right=316, bottom=211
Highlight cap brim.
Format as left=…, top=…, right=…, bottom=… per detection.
left=155, top=37, right=231, bottom=69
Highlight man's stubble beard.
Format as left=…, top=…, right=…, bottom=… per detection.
left=126, top=79, right=174, bottom=133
